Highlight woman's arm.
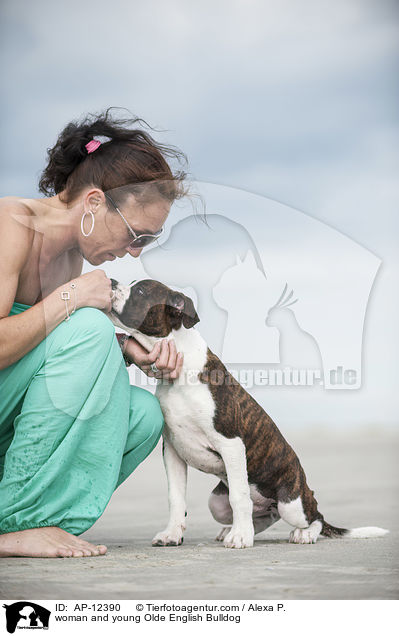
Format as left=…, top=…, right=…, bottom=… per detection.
left=0, top=208, right=76, bottom=370
left=0, top=291, right=75, bottom=371
left=0, top=198, right=119, bottom=370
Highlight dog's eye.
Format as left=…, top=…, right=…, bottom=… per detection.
left=136, top=286, right=144, bottom=296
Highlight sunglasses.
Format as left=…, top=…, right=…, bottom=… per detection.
left=104, top=193, right=164, bottom=249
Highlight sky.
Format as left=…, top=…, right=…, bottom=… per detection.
left=0, top=0, right=398, bottom=428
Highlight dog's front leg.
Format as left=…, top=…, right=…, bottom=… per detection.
left=152, top=436, right=188, bottom=546
left=212, top=435, right=254, bottom=549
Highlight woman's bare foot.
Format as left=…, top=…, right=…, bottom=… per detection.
left=0, top=527, right=107, bottom=558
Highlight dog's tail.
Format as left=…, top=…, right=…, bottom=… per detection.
left=321, top=521, right=389, bottom=539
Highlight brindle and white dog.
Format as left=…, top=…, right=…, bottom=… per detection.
left=109, top=278, right=388, bottom=549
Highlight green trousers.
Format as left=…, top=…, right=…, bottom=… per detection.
left=0, top=302, right=163, bottom=536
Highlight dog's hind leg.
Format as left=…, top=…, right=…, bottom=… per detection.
left=208, top=481, right=233, bottom=541
left=250, top=485, right=280, bottom=535
left=209, top=482, right=281, bottom=540
left=279, top=500, right=323, bottom=544
left=214, top=511, right=280, bottom=541
left=277, top=464, right=324, bottom=544
left=253, top=509, right=281, bottom=535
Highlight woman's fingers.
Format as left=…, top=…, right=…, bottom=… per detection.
left=163, top=339, right=178, bottom=371
left=139, top=340, right=166, bottom=373
left=155, top=339, right=171, bottom=370
left=140, top=339, right=183, bottom=380
left=168, top=351, right=184, bottom=380
left=125, top=337, right=158, bottom=366
left=148, top=339, right=174, bottom=371
left=139, top=340, right=168, bottom=374
left=145, top=340, right=162, bottom=364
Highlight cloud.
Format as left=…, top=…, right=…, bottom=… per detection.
left=1, top=0, right=398, bottom=164
left=0, top=0, right=398, bottom=425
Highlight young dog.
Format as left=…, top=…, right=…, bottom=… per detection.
left=109, top=278, right=388, bottom=549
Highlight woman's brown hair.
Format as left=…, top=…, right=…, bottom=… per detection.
left=38, top=108, right=190, bottom=209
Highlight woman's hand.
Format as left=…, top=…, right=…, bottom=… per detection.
left=124, top=337, right=184, bottom=381
left=63, top=270, right=114, bottom=313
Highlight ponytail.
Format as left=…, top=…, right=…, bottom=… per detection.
left=39, top=107, right=189, bottom=206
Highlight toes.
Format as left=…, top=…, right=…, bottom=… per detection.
left=152, top=531, right=184, bottom=546
left=152, top=537, right=184, bottom=547
left=70, top=538, right=106, bottom=556
left=58, top=548, right=73, bottom=558
left=60, top=544, right=106, bottom=557
left=289, top=528, right=316, bottom=544
left=223, top=526, right=254, bottom=549
left=96, top=545, right=107, bottom=555
left=76, top=544, right=96, bottom=556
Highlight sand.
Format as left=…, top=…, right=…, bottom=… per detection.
left=0, top=429, right=398, bottom=600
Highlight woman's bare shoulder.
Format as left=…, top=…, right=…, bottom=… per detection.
left=0, top=197, right=34, bottom=216
left=0, top=197, right=35, bottom=260
left=0, top=196, right=34, bottom=204
left=0, top=197, right=36, bottom=231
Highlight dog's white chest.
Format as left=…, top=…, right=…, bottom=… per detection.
left=156, top=381, right=226, bottom=477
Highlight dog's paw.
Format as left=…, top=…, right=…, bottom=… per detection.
left=289, top=527, right=317, bottom=544
left=223, top=525, right=254, bottom=549
left=215, top=526, right=231, bottom=542
left=152, top=528, right=184, bottom=547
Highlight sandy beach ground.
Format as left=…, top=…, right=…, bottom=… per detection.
left=0, top=429, right=398, bottom=600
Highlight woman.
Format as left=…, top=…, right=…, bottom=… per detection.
left=0, top=109, right=188, bottom=558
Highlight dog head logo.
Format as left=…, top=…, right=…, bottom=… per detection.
left=139, top=181, right=381, bottom=390
left=2, top=602, right=50, bottom=633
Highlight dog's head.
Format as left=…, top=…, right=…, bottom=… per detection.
left=109, top=279, right=199, bottom=344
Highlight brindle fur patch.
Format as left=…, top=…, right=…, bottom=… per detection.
left=199, top=349, right=323, bottom=525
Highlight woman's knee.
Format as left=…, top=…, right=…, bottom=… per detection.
left=71, top=307, right=116, bottom=342
left=47, top=307, right=117, bottom=359
left=142, top=390, right=164, bottom=440
left=42, top=308, right=121, bottom=412
left=131, top=387, right=164, bottom=442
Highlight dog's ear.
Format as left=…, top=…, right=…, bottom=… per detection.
left=169, top=292, right=200, bottom=329
left=181, top=295, right=200, bottom=329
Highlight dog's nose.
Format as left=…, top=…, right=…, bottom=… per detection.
left=110, top=278, right=119, bottom=290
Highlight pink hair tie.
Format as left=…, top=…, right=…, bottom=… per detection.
left=85, top=139, right=101, bottom=154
